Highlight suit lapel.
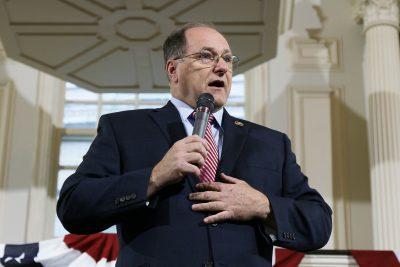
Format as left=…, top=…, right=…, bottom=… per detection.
left=219, top=110, right=249, bottom=177
left=149, top=101, right=187, bottom=146
left=149, top=101, right=198, bottom=192
left=149, top=102, right=249, bottom=189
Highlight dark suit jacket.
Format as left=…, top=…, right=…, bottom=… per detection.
left=57, top=101, right=332, bottom=267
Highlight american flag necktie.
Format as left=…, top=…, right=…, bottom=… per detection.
left=199, top=114, right=219, bottom=182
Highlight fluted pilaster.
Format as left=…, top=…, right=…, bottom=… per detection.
left=357, top=0, right=400, bottom=250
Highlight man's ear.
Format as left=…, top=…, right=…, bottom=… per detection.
left=166, top=60, right=178, bottom=82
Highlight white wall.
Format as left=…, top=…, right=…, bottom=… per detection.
left=0, top=43, right=64, bottom=242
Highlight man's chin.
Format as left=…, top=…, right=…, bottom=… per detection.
left=196, top=91, right=227, bottom=110
left=213, top=99, right=227, bottom=111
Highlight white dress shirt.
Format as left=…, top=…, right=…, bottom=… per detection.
left=170, top=96, right=224, bottom=158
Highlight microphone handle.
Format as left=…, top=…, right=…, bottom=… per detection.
left=192, top=106, right=211, bottom=138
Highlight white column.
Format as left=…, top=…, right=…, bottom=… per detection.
left=245, top=62, right=269, bottom=126
left=356, top=0, right=400, bottom=250
left=0, top=40, right=65, bottom=242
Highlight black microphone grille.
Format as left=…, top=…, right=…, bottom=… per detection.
left=196, top=93, right=215, bottom=111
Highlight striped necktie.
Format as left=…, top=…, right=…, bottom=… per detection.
left=199, top=114, right=219, bottom=182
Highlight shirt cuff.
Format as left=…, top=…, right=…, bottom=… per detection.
left=144, top=195, right=159, bottom=209
left=264, top=207, right=277, bottom=242
left=264, top=224, right=277, bottom=242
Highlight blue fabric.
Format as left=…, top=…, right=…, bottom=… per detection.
left=57, top=101, right=332, bottom=267
left=0, top=243, right=42, bottom=266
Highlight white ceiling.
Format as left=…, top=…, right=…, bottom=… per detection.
left=0, top=0, right=280, bottom=93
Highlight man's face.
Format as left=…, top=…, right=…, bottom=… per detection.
left=168, top=27, right=233, bottom=110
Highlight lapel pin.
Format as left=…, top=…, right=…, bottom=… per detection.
left=234, top=121, right=244, bottom=127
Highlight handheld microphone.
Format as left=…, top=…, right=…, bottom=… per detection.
left=192, top=93, right=215, bottom=138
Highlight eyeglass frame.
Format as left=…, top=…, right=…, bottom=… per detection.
left=173, top=49, right=240, bottom=70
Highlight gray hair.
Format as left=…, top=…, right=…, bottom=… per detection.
left=162, top=22, right=218, bottom=64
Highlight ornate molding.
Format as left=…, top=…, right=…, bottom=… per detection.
left=355, top=0, right=400, bottom=32
left=288, top=37, right=342, bottom=71
left=0, top=0, right=280, bottom=93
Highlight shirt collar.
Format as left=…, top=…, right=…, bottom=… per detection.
left=170, top=96, right=223, bottom=127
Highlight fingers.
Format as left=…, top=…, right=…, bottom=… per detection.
left=183, top=135, right=204, bottom=143
left=189, top=191, right=220, bottom=201
left=152, top=136, right=209, bottom=189
left=185, top=142, right=208, bottom=159
left=195, top=182, right=222, bottom=192
left=192, top=201, right=225, bottom=212
left=183, top=135, right=210, bottom=151
left=181, top=162, right=201, bottom=177
left=203, top=211, right=232, bottom=224
left=220, top=173, right=243, bottom=184
left=170, top=136, right=209, bottom=175
left=185, top=152, right=205, bottom=167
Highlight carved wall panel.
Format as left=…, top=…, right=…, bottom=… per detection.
left=289, top=86, right=348, bottom=249
left=289, top=37, right=342, bottom=71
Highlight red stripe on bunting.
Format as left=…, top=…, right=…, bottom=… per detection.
left=63, top=233, right=119, bottom=262
left=351, top=250, right=400, bottom=267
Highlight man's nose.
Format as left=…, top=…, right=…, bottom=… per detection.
left=213, top=57, right=229, bottom=75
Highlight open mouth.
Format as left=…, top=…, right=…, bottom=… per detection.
left=208, top=80, right=225, bottom=88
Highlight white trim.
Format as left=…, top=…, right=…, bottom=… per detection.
left=288, top=86, right=351, bottom=249
left=289, top=37, right=343, bottom=72
left=278, top=0, right=295, bottom=35
left=299, top=254, right=358, bottom=266
left=0, top=81, right=16, bottom=241
left=0, top=81, right=15, bottom=189
left=25, top=74, right=66, bottom=241
left=0, top=40, right=6, bottom=61
left=244, top=62, right=269, bottom=126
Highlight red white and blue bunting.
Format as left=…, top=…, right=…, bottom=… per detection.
left=0, top=233, right=399, bottom=266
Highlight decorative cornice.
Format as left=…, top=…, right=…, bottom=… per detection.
left=289, top=37, right=342, bottom=72
left=355, top=0, right=399, bottom=32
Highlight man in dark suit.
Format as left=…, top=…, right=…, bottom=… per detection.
left=57, top=23, right=332, bottom=267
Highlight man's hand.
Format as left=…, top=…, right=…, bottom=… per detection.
left=147, top=135, right=209, bottom=197
left=189, top=173, right=270, bottom=224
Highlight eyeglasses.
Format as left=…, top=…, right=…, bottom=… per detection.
left=174, top=50, right=240, bottom=71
